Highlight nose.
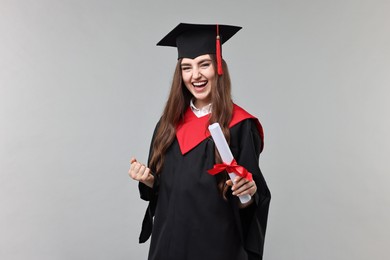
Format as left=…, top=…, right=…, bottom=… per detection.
left=192, top=68, right=202, bottom=79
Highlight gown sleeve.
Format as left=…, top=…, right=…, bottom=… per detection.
left=138, top=121, right=160, bottom=243
left=230, top=119, right=271, bottom=259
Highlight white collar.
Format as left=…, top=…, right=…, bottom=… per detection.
left=190, top=99, right=212, bottom=118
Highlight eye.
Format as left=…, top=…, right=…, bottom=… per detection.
left=181, top=66, right=191, bottom=71
left=201, top=63, right=210, bottom=68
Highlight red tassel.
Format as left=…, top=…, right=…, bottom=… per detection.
left=216, top=24, right=223, bottom=75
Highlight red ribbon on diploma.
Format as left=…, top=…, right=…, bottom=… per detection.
left=207, top=159, right=253, bottom=181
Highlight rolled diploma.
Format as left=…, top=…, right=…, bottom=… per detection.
left=208, top=123, right=251, bottom=204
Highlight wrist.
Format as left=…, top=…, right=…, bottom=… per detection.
left=142, top=174, right=155, bottom=188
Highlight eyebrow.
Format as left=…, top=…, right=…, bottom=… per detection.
left=181, top=59, right=212, bottom=67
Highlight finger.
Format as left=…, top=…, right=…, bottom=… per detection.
left=140, top=167, right=151, bottom=182
left=131, top=162, right=143, bottom=179
left=226, top=179, right=233, bottom=186
left=130, top=160, right=137, bottom=170
left=129, top=169, right=137, bottom=179
left=129, top=162, right=137, bottom=178
left=237, top=182, right=257, bottom=196
left=250, top=186, right=257, bottom=196
left=233, top=176, right=243, bottom=183
left=130, top=157, right=137, bottom=164
left=231, top=176, right=242, bottom=190
left=233, top=181, right=255, bottom=195
left=129, top=165, right=139, bottom=179
left=138, top=165, right=147, bottom=178
left=133, top=162, right=141, bottom=172
left=232, top=177, right=247, bottom=191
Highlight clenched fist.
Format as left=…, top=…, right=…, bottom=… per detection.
left=128, top=157, right=155, bottom=188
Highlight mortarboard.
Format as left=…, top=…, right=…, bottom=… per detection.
left=157, top=23, right=242, bottom=75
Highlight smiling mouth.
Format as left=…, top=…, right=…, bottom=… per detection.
left=192, top=81, right=208, bottom=88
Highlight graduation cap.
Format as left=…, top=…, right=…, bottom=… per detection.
left=157, top=23, right=242, bottom=75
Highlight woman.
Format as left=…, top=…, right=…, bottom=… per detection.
left=129, top=23, right=271, bottom=260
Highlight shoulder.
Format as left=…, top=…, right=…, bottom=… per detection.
left=231, top=103, right=263, bottom=134
left=232, top=104, right=255, bottom=119
left=230, top=104, right=254, bottom=126
left=231, top=103, right=265, bottom=152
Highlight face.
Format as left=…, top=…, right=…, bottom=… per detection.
left=181, top=54, right=216, bottom=108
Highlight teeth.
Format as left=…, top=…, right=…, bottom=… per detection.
left=193, top=81, right=207, bottom=87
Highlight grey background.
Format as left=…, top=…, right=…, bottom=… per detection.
left=1, top=0, right=389, bottom=259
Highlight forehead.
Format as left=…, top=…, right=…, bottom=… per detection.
left=181, top=54, right=212, bottom=64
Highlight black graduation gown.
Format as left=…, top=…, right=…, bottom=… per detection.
left=138, top=107, right=271, bottom=260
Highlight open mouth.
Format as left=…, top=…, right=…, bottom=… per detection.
left=192, top=81, right=208, bottom=88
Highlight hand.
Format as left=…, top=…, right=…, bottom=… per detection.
left=226, top=176, right=257, bottom=197
left=128, top=157, right=155, bottom=188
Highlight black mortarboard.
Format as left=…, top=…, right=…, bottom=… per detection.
left=157, top=23, right=242, bottom=75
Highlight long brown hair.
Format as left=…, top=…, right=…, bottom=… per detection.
left=149, top=54, right=233, bottom=197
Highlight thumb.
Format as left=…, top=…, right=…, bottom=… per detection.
left=226, top=179, right=233, bottom=186
left=130, top=157, right=137, bottom=164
